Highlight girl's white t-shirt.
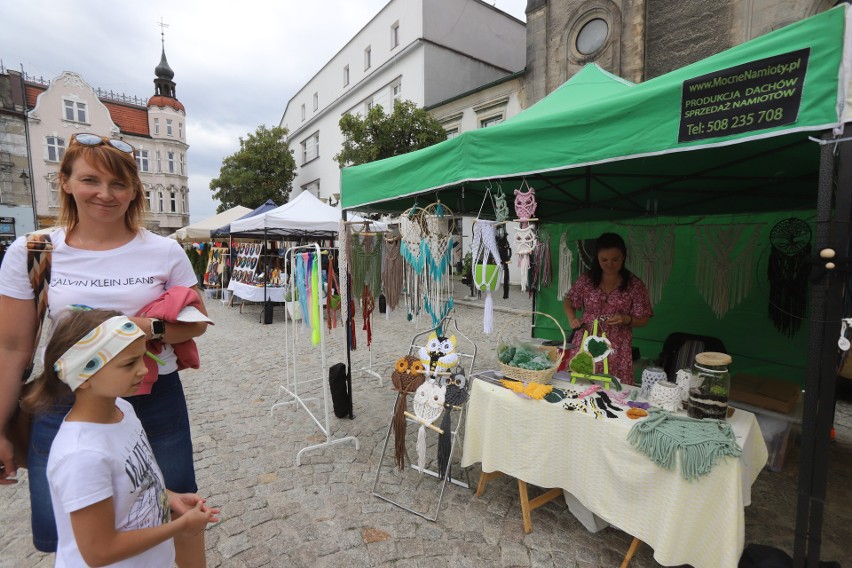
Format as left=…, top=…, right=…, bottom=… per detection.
left=0, top=228, right=198, bottom=373
left=48, top=398, right=175, bottom=567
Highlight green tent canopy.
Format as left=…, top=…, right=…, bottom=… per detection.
left=341, top=6, right=849, bottom=220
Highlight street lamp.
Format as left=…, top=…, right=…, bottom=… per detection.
left=328, top=192, right=340, bottom=207
left=20, top=169, right=38, bottom=229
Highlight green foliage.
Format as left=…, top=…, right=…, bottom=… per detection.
left=210, top=125, right=296, bottom=212
left=334, top=100, right=447, bottom=168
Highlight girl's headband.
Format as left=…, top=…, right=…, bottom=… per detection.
left=54, top=316, right=145, bottom=391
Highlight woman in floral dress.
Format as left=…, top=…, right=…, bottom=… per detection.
left=564, top=233, right=653, bottom=385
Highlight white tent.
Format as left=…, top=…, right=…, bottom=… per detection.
left=170, top=205, right=252, bottom=242
left=229, top=191, right=384, bottom=237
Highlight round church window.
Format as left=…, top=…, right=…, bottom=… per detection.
left=576, top=18, right=608, bottom=55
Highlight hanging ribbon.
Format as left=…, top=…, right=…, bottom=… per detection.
left=311, top=252, right=321, bottom=345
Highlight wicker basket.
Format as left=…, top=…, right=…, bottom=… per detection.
left=498, top=311, right=567, bottom=384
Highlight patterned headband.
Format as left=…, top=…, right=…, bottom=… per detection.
left=54, top=316, right=145, bottom=391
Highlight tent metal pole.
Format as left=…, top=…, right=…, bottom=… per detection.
left=793, top=129, right=851, bottom=567
left=342, top=209, right=354, bottom=419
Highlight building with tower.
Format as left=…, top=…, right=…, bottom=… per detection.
left=0, top=41, right=190, bottom=235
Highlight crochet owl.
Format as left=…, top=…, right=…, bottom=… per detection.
left=418, top=331, right=459, bottom=374
left=437, top=366, right=469, bottom=479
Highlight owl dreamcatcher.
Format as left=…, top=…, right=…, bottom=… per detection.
left=767, top=218, right=812, bottom=337
left=412, top=379, right=446, bottom=473
left=513, top=181, right=538, bottom=291
left=390, top=355, right=426, bottom=470
left=436, top=366, right=468, bottom=479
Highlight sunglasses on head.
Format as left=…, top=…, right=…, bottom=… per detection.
left=72, top=133, right=135, bottom=155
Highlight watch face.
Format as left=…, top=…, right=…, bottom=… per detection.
left=152, top=319, right=166, bottom=336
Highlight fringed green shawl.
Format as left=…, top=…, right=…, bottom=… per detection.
left=627, top=410, right=742, bottom=481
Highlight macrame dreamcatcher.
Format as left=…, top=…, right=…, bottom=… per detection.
left=627, top=225, right=675, bottom=307
left=390, top=355, right=425, bottom=470
left=470, top=220, right=503, bottom=333
left=436, top=366, right=468, bottom=479
left=399, top=206, right=426, bottom=321
left=695, top=224, right=761, bottom=318
left=420, top=202, right=456, bottom=327
left=412, top=379, right=446, bottom=473
left=557, top=232, right=574, bottom=301
left=381, top=234, right=404, bottom=313
left=767, top=218, right=811, bottom=337
left=513, top=181, right=538, bottom=291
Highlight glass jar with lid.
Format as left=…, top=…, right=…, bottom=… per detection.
left=687, top=352, right=732, bottom=420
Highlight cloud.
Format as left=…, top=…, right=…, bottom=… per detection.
left=1, top=0, right=527, bottom=223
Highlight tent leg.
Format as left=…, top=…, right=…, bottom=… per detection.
left=793, top=128, right=852, bottom=567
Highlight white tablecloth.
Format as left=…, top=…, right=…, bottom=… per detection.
left=461, top=377, right=768, bottom=568
left=227, top=281, right=286, bottom=303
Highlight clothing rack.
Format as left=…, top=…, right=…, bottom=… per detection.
left=270, top=242, right=359, bottom=465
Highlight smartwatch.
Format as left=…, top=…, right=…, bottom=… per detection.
left=150, top=318, right=166, bottom=341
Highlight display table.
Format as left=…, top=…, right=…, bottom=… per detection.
left=461, top=376, right=768, bottom=568
left=227, top=280, right=286, bottom=303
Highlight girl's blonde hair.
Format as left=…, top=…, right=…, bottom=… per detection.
left=21, top=309, right=124, bottom=414
left=57, top=137, right=148, bottom=232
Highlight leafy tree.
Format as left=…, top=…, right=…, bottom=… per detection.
left=210, top=125, right=296, bottom=212
left=335, top=99, right=447, bottom=167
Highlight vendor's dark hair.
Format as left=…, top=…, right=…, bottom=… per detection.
left=590, top=232, right=632, bottom=291
left=20, top=309, right=123, bottom=414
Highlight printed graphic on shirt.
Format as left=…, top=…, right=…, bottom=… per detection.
left=51, top=276, right=156, bottom=288
left=123, top=430, right=170, bottom=528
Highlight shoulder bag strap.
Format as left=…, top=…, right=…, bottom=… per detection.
left=22, top=234, right=53, bottom=382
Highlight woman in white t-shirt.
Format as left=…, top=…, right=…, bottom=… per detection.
left=0, top=133, right=211, bottom=567
left=22, top=309, right=217, bottom=567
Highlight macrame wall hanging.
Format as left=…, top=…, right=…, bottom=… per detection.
left=338, top=219, right=355, bottom=349
left=767, top=218, right=812, bottom=337
left=513, top=180, right=538, bottom=292
left=382, top=234, right=404, bottom=314
left=557, top=232, right=574, bottom=301
left=421, top=201, right=456, bottom=327
left=530, top=228, right=552, bottom=293
left=325, top=252, right=340, bottom=330
left=470, top=219, right=503, bottom=334
left=351, top=234, right=382, bottom=348
left=695, top=224, right=761, bottom=318
left=627, top=225, right=675, bottom=307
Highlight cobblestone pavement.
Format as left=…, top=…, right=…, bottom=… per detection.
left=1, top=284, right=850, bottom=567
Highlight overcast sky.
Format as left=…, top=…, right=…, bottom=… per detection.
left=0, top=0, right=527, bottom=223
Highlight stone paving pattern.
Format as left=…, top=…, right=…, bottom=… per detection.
left=1, top=284, right=850, bottom=567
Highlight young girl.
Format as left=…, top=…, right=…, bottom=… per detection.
left=22, top=309, right=218, bottom=567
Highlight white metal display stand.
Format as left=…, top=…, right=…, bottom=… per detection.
left=371, top=315, right=476, bottom=521
left=270, top=243, right=359, bottom=465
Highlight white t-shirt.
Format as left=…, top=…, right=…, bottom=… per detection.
left=48, top=398, right=175, bottom=567
left=0, top=228, right=198, bottom=374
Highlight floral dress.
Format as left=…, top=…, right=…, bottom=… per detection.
left=565, top=273, right=653, bottom=385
